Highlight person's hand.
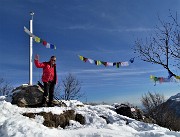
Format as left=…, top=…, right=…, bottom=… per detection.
left=34, top=54, right=39, bottom=60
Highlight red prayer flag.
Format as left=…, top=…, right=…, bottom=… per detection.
left=43, top=41, right=47, bottom=46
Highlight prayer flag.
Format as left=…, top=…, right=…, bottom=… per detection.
left=79, top=55, right=84, bottom=61
left=24, top=26, right=56, bottom=50
left=88, top=58, right=94, bottom=64
left=35, top=37, right=40, bottom=43
left=78, top=55, right=131, bottom=68
left=43, top=40, right=47, bottom=46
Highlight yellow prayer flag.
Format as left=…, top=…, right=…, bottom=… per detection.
left=35, top=37, right=41, bottom=43
left=175, top=76, right=180, bottom=80
left=97, top=61, right=102, bottom=65
left=150, top=75, right=154, bottom=79
left=79, top=55, right=84, bottom=61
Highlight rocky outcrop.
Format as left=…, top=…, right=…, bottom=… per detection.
left=11, top=85, right=44, bottom=107
left=23, top=110, right=85, bottom=128
left=115, top=104, right=134, bottom=118
left=10, top=84, right=68, bottom=107
left=115, top=103, right=155, bottom=124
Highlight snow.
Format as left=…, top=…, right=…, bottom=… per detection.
left=169, top=93, right=180, bottom=102
left=0, top=96, right=180, bottom=137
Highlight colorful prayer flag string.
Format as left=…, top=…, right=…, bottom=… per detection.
left=150, top=71, right=180, bottom=85
left=150, top=75, right=171, bottom=83
left=78, top=55, right=134, bottom=68
left=24, top=26, right=56, bottom=49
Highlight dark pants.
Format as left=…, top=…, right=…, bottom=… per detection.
left=42, top=81, right=55, bottom=105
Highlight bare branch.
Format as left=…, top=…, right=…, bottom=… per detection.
left=0, top=78, right=13, bottom=96
left=134, top=11, right=180, bottom=75
left=58, top=73, right=84, bottom=100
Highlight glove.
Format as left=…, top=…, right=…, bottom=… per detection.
left=34, top=54, right=39, bottom=60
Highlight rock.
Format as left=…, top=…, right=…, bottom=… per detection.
left=114, top=103, right=156, bottom=124
left=23, top=110, right=85, bottom=128
left=75, top=113, right=86, bottom=125
left=99, top=115, right=111, bottom=124
left=115, top=104, right=145, bottom=121
left=52, top=100, right=67, bottom=107
left=115, top=104, right=133, bottom=118
left=11, top=84, right=44, bottom=107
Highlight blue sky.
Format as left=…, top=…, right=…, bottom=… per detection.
left=0, top=0, right=180, bottom=105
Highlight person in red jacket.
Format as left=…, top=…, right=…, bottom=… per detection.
left=34, top=54, right=57, bottom=107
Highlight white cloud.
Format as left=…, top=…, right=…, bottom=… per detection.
left=57, top=23, right=154, bottom=33
left=125, top=27, right=154, bottom=32
left=56, top=67, right=166, bottom=88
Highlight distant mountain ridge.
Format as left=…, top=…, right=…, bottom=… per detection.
left=168, top=93, right=180, bottom=102
left=164, top=93, right=180, bottom=116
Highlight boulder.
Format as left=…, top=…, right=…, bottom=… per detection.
left=75, top=113, right=86, bottom=125
left=115, top=104, right=144, bottom=121
left=23, top=110, right=86, bottom=128
left=115, top=104, right=134, bottom=118
left=11, top=84, right=44, bottom=107
left=114, top=103, right=156, bottom=124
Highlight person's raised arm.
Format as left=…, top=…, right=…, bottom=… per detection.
left=34, top=54, right=45, bottom=68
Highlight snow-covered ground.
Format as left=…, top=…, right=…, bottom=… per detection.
left=0, top=96, right=180, bottom=137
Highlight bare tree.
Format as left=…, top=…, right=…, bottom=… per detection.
left=58, top=73, right=84, bottom=100
left=136, top=11, right=180, bottom=131
left=0, top=78, right=13, bottom=96
left=141, top=91, right=180, bottom=131
left=141, top=92, right=165, bottom=117
left=134, top=11, right=180, bottom=77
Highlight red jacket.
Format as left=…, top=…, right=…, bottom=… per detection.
left=34, top=59, right=57, bottom=83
